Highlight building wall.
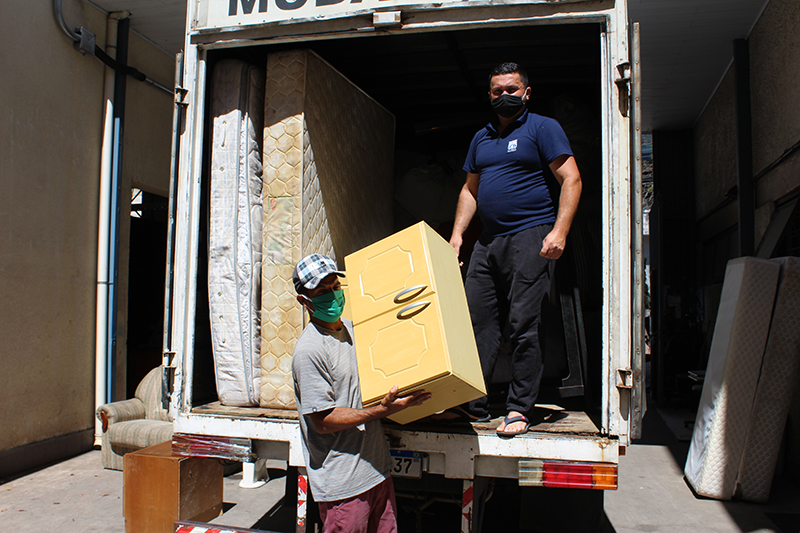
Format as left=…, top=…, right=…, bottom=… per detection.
left=694, top=68, right=737, bottom=223
left=750, top=0, right=800, bottom=211
left=750, top=0, right=800, bottom=482
left=0, top=0, right=173, bottom=476
left=691, top=0, right=800, bottom=481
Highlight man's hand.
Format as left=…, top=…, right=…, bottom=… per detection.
left=449, top=234, right=463, bottom=258
left=380, top=386, right=431, bottom=416
left=544, top=155, right=582, bottom=260
left=540, top=228, right=567, bottom=259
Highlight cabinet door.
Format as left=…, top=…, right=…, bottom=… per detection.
left=344, top=225, right=434, bottom=325
left=339, top=274, right=352, bottom=322
left=354, top=296, right=448, bottom=406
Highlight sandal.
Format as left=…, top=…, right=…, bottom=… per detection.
left=496, top=414, right=530, bottom=437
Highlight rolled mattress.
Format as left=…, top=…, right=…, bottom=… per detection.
left=260, top=49, right=395, bottom=409
left=684, top=257, right=780, bottom=499
left=208, top=59, right=266, bottom=406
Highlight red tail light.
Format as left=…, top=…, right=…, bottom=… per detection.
left=519, top=459, right=618, bottom=490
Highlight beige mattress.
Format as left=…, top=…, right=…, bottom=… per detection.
left=684, top=257, right=780, bottom=499
left=260, top=50, right=395, bottom=409
left=736, top=257, right=800, bottom=502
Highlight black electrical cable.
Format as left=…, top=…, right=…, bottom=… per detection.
left=53, top=0, right=173, bottom=95
left=93, top=44, right=147, bottom=83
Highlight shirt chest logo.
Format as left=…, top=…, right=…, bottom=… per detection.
left=507, top=139, right=518, bottom=153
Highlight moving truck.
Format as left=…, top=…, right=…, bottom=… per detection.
left=165, top=0, right=644, bottom=531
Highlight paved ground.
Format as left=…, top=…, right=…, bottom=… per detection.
left=1, top=409, right=798, bottom=532
left=604, top=409, right=800, bottom=533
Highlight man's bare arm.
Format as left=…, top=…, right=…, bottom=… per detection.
left=540, top=155, right=582, bottom=259
left=450, top=172, right=480, bottom=258
left=308, top=387, right=431, bottom=435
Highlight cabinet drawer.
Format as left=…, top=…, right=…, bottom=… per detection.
left=345, top=224, right=435, bottom=324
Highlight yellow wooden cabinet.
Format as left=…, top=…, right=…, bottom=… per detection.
left=338, top=274, right=353, bottom=322
left=344, top=222, right=486, bottom=424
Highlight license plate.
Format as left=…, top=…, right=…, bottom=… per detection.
left=389, top=449, right=423, bottom=478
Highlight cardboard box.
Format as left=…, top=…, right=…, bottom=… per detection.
left=345, top=222, right=486, bottom=423
left=123, top=442, right=223, bottom=533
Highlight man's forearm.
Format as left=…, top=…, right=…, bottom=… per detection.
left=451, top=176, right=479, bottom=254
left=541, top=156, right=582, bottom=259
left=452, top=186, right=477, bottom=238
left=309, top=387, right=431, bottom=434
left=553, top=174, right=582, bottom=237
left=311, top=405, right=390, bottom=434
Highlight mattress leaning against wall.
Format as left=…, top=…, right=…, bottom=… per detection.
left=260, top=49, right=395, bottom=409
left=735, top=257, right=800, bottom=502
left=684, top=257, right=780, bottom=500
left=207, top=59, right=266, bottom=406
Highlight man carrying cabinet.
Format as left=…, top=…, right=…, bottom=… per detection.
left=450, top=62, right=582, bottom=437
left=291, top=253, right=431, bottom=532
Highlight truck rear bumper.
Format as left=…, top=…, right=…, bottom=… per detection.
left=173, top=410, right=619, bottom=481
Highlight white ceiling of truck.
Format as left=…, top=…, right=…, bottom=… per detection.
left=88, top=0, right=770, bottom=132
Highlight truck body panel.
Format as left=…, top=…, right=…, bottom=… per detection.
left=167, top=0, right=640, bottom=499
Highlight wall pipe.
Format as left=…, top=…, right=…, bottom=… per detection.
left=106, top=16, right=131, bottom=406
left=94, top=11, right=129, bottom=446
left=52, top=0, right=79, bottom=42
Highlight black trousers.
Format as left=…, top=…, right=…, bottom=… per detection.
left=465, top=224, right=555, bottom=418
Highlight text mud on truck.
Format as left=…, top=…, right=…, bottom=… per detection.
left=166, top=1, right=644, bottom=532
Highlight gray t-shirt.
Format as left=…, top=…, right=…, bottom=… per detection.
left=292, top=319, right=392, bottom=501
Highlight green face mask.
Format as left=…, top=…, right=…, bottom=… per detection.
left=308, top=289, right=345, bottom=323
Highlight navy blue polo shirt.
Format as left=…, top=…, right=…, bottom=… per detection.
left=464, top=110, right=573, bottom=238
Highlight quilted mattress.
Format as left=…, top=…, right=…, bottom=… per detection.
left=736, top=257, right=800, bottom=502
left=260, top=50, right=395, bottom=409
left=207, top=59, right=266, bottom=406
left=684, top=257, right=780, bottom=499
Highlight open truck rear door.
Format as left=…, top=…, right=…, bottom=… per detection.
left=629, top=21, right=646, bottom=440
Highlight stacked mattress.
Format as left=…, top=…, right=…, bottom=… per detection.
left=207, top=60, right=266, bottom=406
left=685, top=256, right=800, bottom=502
left=736, top=257, right=800, bottom=502
left=259, top=50, right=395, bottom=409
left=206, top=51, right=395, bottom=409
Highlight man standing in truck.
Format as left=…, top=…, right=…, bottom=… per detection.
left=291, top=253, right=431, bottom=532
left=450, top=62, right=582, bottom=437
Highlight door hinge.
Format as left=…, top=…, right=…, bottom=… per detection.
left=616, top=367, right=633, bottom=390
left=174, top=86, right=188, bottom=107
left=161, top=353, right=177, bottom=410
left=373, top=11, right=402, bottom=27
left=615, top=62, right=631, bottom=117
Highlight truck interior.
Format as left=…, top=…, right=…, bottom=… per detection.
left=190, top=21, right=607, bottom=432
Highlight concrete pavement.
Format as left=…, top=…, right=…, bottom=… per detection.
left=604, top=409, right=800, bottom=533
left=1, top=409, right=798, bottom=532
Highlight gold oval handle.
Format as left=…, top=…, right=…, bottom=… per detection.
left=394, top=284, right=428, bottom=304
left=396, top=301, right=431, bottom=320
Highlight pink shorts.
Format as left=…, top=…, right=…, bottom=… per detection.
left=317, top=476, right=398, bottom=533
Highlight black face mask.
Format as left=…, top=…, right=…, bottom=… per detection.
left=491, top=93, right=526, bottom=118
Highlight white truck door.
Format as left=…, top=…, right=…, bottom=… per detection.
left=163, top=51, right=186, bottom=418
left=629, top=21, right=646, bottom=440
